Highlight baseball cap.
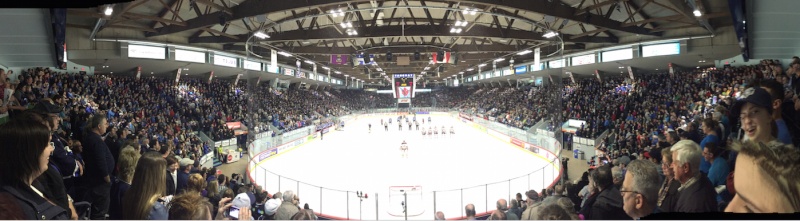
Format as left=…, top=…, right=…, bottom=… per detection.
left=265, top=198, right=280, bottom=215
left=731, top=87, right=773, bottom=118
left=179, top=158, right=194, bottom=167
left=525, top=190, right=539, bottom=201
left=232, top=193, right=251, bottom=208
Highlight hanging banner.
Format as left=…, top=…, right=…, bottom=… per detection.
left=208, top=71, right=214, bottom=84
left=256, top=76, right=262, bottom=86
left=234, top=73, right=242, bottom=86
left=270, top=50, right=278, bottom=71
left=566, top=72, right=575, bottom=84
left=627, top=66, right=634, bottom=80
left=533, top=48, right=541, bottom=70
left=548, top=74, right=554, bottom=84
left=330, top=54, right=349, bottom=65
left=668, top=63, right=674, bottom=76
left=313, top=64, right=317, bottom=76
left=136, top=66, right=141, bottom=80
left=595, top=70, right=602, bottom=82
left=175, top=68, right=182, bottom=83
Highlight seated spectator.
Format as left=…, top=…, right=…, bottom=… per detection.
left=496, top=198, right=519, bottom=220
left=488, top=209, right=507, bottom=220
left=521, top=190, right=541, bottom=220
left=581, top=165, right=631, bottom=220
left=757, top=79, right=793, bottom=145
left=725, top=140, right=800, bottom=213
left=702, top=142, right=730, bottom=188
left=732, top=87, right=778, bottom=144
left=670, top=140, right=718, bottom=213
left=434, top=211, right=445, bottom=220
left=290, top=209, right=316, bottom=220
left=206, top=180, right=222, bottom=217
left=536, top=203, right=573, bottom=220
left=508, top=199, right=523, bottom=220
left=168, top=191, right=213, bottom=220
left=555, top=197, right=579, bottom=220
left=265, top=192, right=282, bottom=219
left=621, top=160, right=661, bottom=219
left=0, top=116, right=69, bottom=220
left=109, top=146, right=141, bottom=220
left=122, top=152, right=169, bottom=220
left=464, top=203, right=476, bottom=220
left=699, top=118, right=721, bottom=174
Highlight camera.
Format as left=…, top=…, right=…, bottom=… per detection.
left=228, top=206, right=240, bottom=219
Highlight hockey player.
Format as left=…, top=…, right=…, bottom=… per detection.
left=408, top=122, right=412, bottom=131
left=384, top=122, right=389, bottom=131
left=450, top=126, right=455, bottom=134
left=428, top=116, right=432, bottom=123
left=415, top=121, right=420, bottom=131
left=368, top=123, right=372, bottom=133
left=400, top=140, right=408, bottom=158
left=398, top=121, right=403, bottom=131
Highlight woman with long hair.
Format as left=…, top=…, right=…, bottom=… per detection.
left=0, top=115, right=69, bottom=219
left=122, top=152, right=169, bottom=220
left=109, top=146, right=141, bottom=220
left=206, top=180, right=222, bottom=218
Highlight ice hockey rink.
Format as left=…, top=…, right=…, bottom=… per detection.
left=250, top=113, right=559, bottom=220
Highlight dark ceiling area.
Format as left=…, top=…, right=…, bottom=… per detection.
left=67, top=0, right=733, bottom=82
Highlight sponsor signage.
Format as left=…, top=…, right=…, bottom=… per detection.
left=548, top=59, right=565, bottom=68
left=571, top=54, right=595, bottom=66
left=601, top=48, right=633, bottom=62
left=642, top=43, right=680, bottom=57
left=243, top=60, right=261, bottom=71
left=128, top=44, right=165, bottom=59
left=214, top=55, right=238, bottom=67
left=511, top=138, right=524, bottom=147
left=175, top=49, right=206, bottom=63
left=283, top=68, right=295, bottom=76
left=257, top=148, right=278, bottom=162
left=398, top=98, right=411, bottom=103
left=514, top=65, right=527, bottom=74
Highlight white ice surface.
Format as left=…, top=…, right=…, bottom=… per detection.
left=252, top=115, right=555, bottom=220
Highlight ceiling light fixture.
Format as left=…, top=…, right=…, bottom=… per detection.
left=543, top=31, right=558, bottom=38
left=254, top=31, right=269, bottom=39
left=334, top=71, right=341, bottom=74
left=494, top=58, right=505, bottom=62
left=304, top=60, right=314, bottom=64
left=693, top=9, right=702, bottom=17
left=277, top=51, right=293, bottom=57
left=322, top=66, right=330, bottom=70
left=517, top=50, right=532, bottom=55
left=104, top=6, right=113, bottom=16
left=466, top=68, right=474, bottom=71
left=478, top=64, right=487, bottom=67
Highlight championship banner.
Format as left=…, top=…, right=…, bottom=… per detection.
left=175, top=68, right=182, bottom=83
left=627, top=66, right=634, bottom=80
left=330, top=54, right=349, bottom=65
left=270, top=50, right=278, bottom=70
left=208, top=71, right=214, bottom=84
left=256, top=76, right=262, bottom=86
left=234, top=73, right=242, bottom=86
left=668, top=63, right=674, bottom=76
left=566, top=71, right=575, bottom=84
left=533, top=48, right=541, bottom=70
left=595, top=70, right=602, bottom=82
left=392, top=73, right=415, bottom=99
left=136, top=66, right=141, bottom=80
left=548, top=74, right=554, bottom=84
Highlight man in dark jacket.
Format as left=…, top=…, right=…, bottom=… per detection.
left=670, top=140, right=718, bottom=213
left=165, top=156, right=179, bottom=196
left=583, top=165, right=631, bottom=220
left=81, top=115, right=115, bottom=220
left=176, top=158, right=194, bottom=194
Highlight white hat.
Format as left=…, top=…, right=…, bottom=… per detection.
left=265, top=199, right=280, bottom=215
left=232, top=193, right=251, bottom=208
left=179, top=158, right=194, bottom=167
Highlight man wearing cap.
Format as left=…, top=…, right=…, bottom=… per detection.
left=520, top=190, right=542, bottom=220
left=176, top=158, right=194, bottom=194
left=757, top=80, right=793, bottom=145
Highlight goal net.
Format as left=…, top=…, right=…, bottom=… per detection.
left=388, top=186, right=424, bottom=217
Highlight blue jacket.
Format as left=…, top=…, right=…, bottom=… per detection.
left=176, top=171, right=190, bottom=194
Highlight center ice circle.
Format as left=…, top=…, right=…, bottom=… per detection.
left=250, top=113, right=559, bottom=220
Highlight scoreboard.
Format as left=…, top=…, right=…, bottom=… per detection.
left=392, top=73, right=415, bottom=104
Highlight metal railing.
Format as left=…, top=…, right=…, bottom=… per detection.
left=247, top=109, right=562, bottom=220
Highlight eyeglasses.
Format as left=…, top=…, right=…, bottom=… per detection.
left=619, top=189, right=641, bottom=197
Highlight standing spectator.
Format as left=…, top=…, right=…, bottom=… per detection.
left=508, top=199, right=523, bottom=220
left=82, top=114, right=115, bottom=220
left=0, top=116, right=69, bottom=220
left=206, top=180, right=222, bottom=218
left=109, top=146, right=141, bottom=220
left=275, top=190, right=300, bottom=220
left=187, top=174, right=206, bottom=195
left=434, top=211, right=446, bottom=220
left=757, top=79, right=794, bottom=145
left=621, top=160, right=661, bottom=219
left=702, top=142, right=730, bottom=188
left=725, top=140, right=800, bottom=213
left=670, top=140, right=717, bottom=212
left=657, top=148, right=680, bottom=213
left=520, top=190, right=541, bottom=220
left=536, top=204, right=573, bottom=220
left=496, top=198, right=519, bottom=220
left=265, top=192, right=282, bottom=219
left=167, top=192, right=214, bottom=220
left=121, top=152, right=169, bottom=220
left=698, top=118, right=720, bottom=174
left=732, top=87, right=777, bottom=144
left=176, top=158, right=194, bottom=194
left=581, top=165, right=631, bottom=220
left=165, top=156, right=178, bottom=196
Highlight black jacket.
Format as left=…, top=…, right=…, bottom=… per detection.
left=50, top=134, right=77, bottom=177
left=166, top=171, right=176, bottom=196
left=0, top=184, right=69, bottom=220
left=674, top=175, right=718, bottom=213
left=35, top=165, right=71, bottom=217
left=82, top=131, right=115, bottom=186
left=658, top=179, right=680, bottom=213
left=584, top=186, right=631, bottom=220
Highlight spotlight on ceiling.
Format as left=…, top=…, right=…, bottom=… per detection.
left=254, top=31, right=269, bottom=39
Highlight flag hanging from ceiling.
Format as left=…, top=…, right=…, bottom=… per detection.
left=431, top=51, right=453, bottom=64
left=330, top=54, right=349, bottom=65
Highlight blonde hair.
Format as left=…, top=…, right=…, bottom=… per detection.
left=188, top=173, right=206, bottom=193
left=117, top=146, right=141, bottom=183
left=122, top=152, right=167, bottom=219
left=730, top=140, right=800, bottom=211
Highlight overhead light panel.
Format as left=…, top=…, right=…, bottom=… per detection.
left=466, top=68, right=474, bottom=71
left=330, top=9, right=345, bottom=17
left=104, top=6, right=113, bottom=16
left=424, top=67, right=430, bottom=70
left=322, top=66, right=330, bottom=70
left=693, top=9, right=702, bottom=17
left=543, top=31, right=558, bottom=38
left=478, top=64, right=487, bottom=67
left=459, top=72, right=464, bottom=74
left=346, top=28, right=358, bottom=36
left=254, top=31, right=269, bottom=39
left=335, top=71, right=341, bottom=74
left=517, top=50, right=532, bottom=55
left=494, top=58, right=505, bottom=62
left=277, top=51, right=293, bottom=57
left=304, top=60, right=314, bottom=64
left=449, top=28, right=462, bottom=33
